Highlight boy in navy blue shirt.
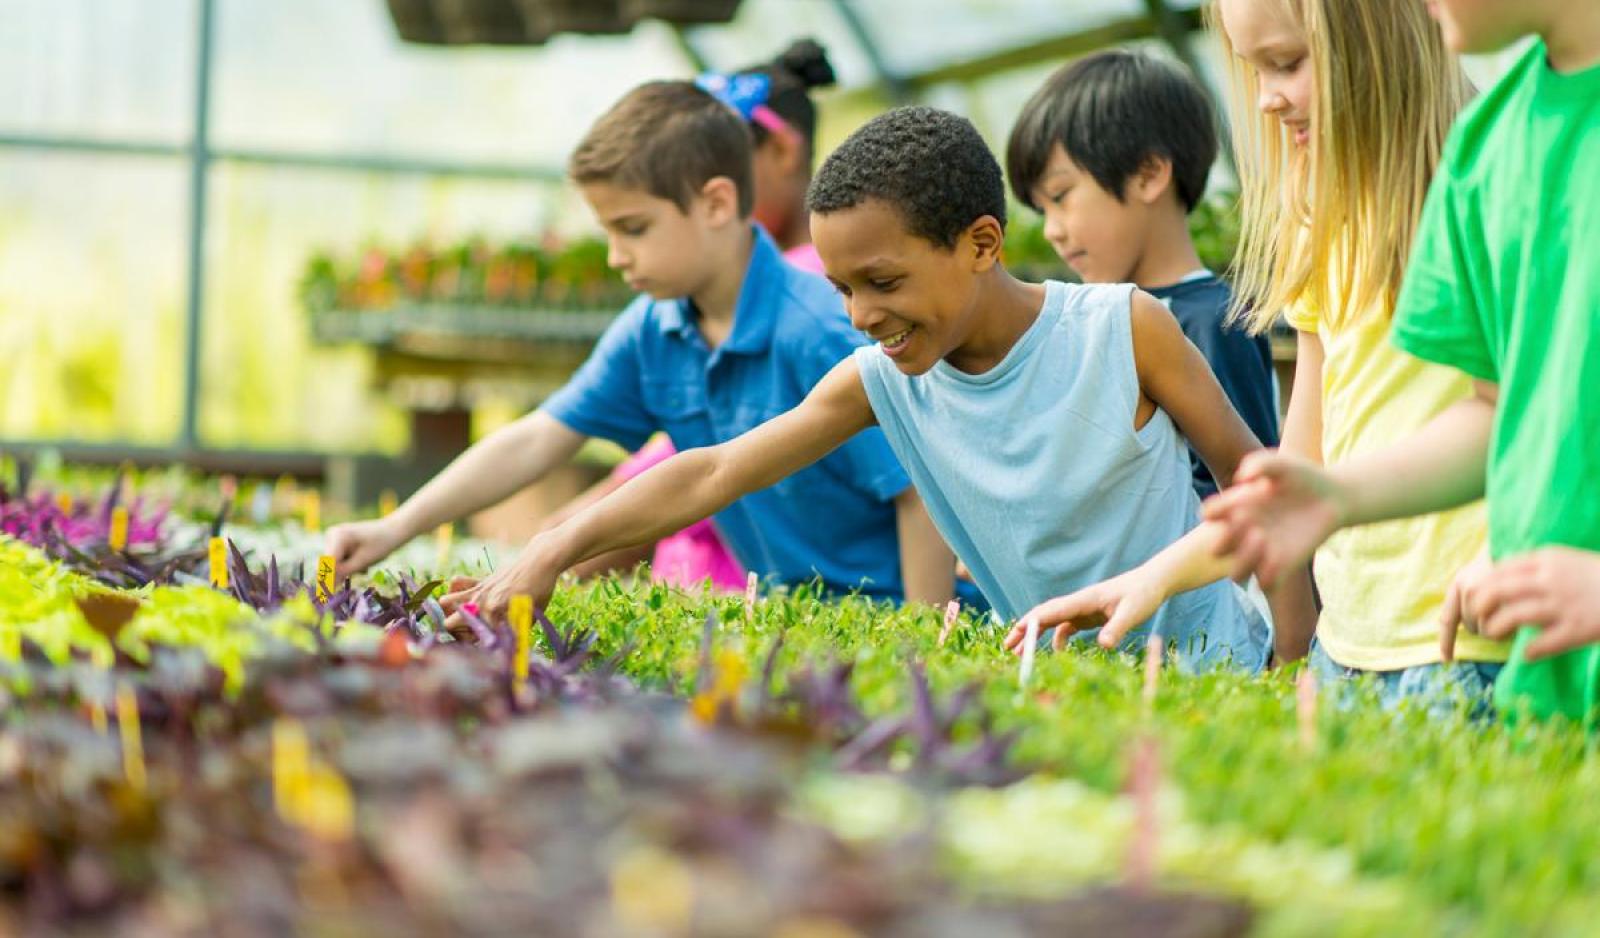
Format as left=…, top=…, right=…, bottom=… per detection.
left=1005, top=50, right=1279, bottom=499
left=327, top=81, right=956, bottom=605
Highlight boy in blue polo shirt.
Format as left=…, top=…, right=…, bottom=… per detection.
left=327, top=81, right=956, bottom=605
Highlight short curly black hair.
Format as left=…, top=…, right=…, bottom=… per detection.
left=806, top=106, right=1006, bottom=249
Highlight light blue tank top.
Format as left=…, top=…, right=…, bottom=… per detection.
left=855, top=280, right=1269, bottom=672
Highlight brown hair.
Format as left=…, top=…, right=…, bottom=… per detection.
left=569, top=80, right=755, bottom=218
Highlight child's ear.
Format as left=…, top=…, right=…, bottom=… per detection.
left=1130, top=155, right=1175, bottom=206
left=965, top=215, right=1005, bottom=272
left=698, top=175, right=742, bottom=227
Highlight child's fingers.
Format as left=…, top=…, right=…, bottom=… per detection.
left=1438, top=586, right=1462, bottom=662
left=1481, top=597, right=1554, bottom=642
left=1002, top=625, right=1026, bottom=653
left=1095, top=605, right=1143, bottom=650
left=1524, top=623, right=1581, bottom=662
left=1024, top=592, right=1107, bottom=630
left=1229, top=529, right=1266, bottom=584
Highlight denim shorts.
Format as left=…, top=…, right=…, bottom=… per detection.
left=1307, top=640, right=1503, bottom=721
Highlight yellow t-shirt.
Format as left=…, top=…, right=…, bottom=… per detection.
left=1287, top=301, right=1507, bottom=670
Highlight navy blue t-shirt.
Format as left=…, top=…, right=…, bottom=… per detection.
left=1146, top=274, right=1279, bottom=498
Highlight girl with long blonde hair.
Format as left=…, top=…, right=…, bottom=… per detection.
left=1016, top=0, right=1508, bottom=713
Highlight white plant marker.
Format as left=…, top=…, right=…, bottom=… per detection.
left=744, top=571, right=759, bottom=622
left=1297, top=668, right=1318, bottom=750
left=937, top=600, right=960, bottom=647
left=1143, top=633, right=1164, bottom=712
left=1018, top=615, right=1040, bottom=688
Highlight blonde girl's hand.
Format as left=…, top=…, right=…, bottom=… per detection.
left=1201, top=450, right=1350, bottom=589
left=1003, top=570, right=1166, bottom=656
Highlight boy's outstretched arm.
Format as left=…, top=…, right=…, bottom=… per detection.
left=441, top=359, right=878, bottom=621
left=894, top=487, right=956, bottom=606
left=326, top=411, right=588, bottom=576
left=1203, top=380, right=1498, bottom=589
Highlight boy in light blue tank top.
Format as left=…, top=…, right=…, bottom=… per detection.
left=446, top=107, right=1277, bottom=673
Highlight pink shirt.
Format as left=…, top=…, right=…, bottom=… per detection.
left=614, top=436, right=745, bottom=591
left=783, top=242, right=825, bottom=275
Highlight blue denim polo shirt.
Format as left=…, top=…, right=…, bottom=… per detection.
left=540, top=227, right=911, bottom=599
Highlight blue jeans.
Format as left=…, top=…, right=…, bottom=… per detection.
left=1308, top=640, right=1503, bottom=721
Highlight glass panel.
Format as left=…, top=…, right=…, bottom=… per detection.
left=0, top=151, right=188, bottom=443
left=209, top=0, right=688, bottom=167
left=196, top=161, right=574, bottom=451
left=0, top=0, right=194, bottom=142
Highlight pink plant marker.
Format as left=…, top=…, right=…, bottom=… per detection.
left=461, top=602, right=480, bottom=618
left=1126, top=733, right=1161, bottom=893
left=1297, top=668, right=1318, bottom=750
left=1143, top=633, right=1164, bottom=713
left=744, top=571, right=758, bottom=622
left=937, top=600, right=960, bottom=647
left=1019, top=616, right=1040, bottom=688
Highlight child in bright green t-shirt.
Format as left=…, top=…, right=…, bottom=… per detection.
left=1201, top=0, right=1600, bottom=727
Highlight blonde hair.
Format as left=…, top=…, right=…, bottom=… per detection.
left=1210, top=0, right=1470, bottom=334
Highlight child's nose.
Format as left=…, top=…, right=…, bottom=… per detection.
left=848, top=299, right=882, bottom=335
left=606, top=239, right=630, bottom=270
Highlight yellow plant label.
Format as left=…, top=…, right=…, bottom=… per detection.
left=510, top=594, right=533, bottom=685
left=209, top=536, right=229, bottom=589
left=316, top=554, right=336, bottom=604
left=109, top=506, right=130, bottom=552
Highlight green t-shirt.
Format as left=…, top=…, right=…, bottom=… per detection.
left=1391, top=39, right=1600, bottom=727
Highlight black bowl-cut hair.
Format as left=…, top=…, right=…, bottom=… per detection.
left=1006, top=50, right=1218, bottom=213
left=806, top=106, right=1006, bottom=249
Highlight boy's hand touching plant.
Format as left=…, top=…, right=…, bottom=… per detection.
left=439, top=536, right=563, bottom=635
left=326, top=518, right=411, bottom=577
left=1003, top=567, right=1167, bottom=655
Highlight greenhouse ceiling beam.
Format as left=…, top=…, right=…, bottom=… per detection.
left=178, top=0, right=216, bottom=451
left=829, top=0, right=911, bottom=102
left=0, top=132, right=568, bottom=181
left=852, top=7, right=1204, bottom=96
left=670, top=24, right=713, bottom=72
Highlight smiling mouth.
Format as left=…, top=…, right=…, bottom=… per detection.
left=878, top=326, right=914, bottom=352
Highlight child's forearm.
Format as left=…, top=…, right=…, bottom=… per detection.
left=392, top=411, right=585, bottom=539
left=1264, top=570, right=1316, bottom=662
left=535, top=446, right=740, bottom=573
left=1143, top=522, right=1239, bottom=601
left=1330, top=391, right=1494, bottom=528
left=894, top=488, right=955, bottom=606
